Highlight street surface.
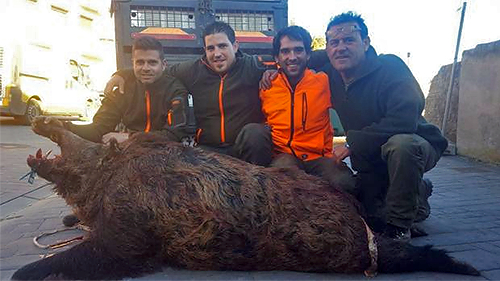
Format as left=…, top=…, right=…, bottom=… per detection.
left=1, top=117, right=500, bottom=280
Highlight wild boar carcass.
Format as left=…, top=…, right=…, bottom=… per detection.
left=12, top=118, right=479, bottom=280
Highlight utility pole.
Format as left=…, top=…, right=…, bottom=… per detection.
left=441, top=1, right=466, bottom=155
left=198, top=0, right=214, bottom=22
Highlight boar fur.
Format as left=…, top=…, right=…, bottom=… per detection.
left=12, top=118, right=479, bottom=280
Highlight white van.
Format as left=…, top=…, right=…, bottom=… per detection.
left=0, top=0, right=114, bottom=124
left=1, top=44, right=101, bottom=124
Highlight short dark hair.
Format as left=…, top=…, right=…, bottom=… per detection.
left=132, top=36, right=164, bottom=60
left=272, top=26, right=312, bottom=56
left=202, top=21, right=236, bottom=45
left=326, top=11, right=369, bottom=39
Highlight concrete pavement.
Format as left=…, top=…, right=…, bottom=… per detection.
left=1, top=121, right=500, bottom=280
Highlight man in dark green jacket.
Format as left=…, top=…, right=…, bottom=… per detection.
left=50, top=36, right=187, bottom=228
left=106, top=22, right=273, bottom=166
left=65, top=36, right=187, bottom=143
left=324, top=12, right=448, bottom=241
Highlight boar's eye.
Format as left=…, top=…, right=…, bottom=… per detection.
left=50, top=133, right=59, bottom=143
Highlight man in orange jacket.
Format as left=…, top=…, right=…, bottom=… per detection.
left=260, top=26, right=355, bottom=192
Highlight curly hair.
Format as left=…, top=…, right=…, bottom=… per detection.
left=272, top=25, right=312, bottom=57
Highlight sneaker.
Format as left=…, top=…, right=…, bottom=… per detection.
left=415, top=178, right=433, bottom=222
left=383, top=224, right=411, bottom=242
left=62, top=214, right=80, bottom=227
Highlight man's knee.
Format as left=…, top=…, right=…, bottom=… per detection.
left=234, top=123, right=272, bottom=166
left=383, top=134, right=419, bottom=153
left=382, top=134, right=438, bottom=172
left=238, top=123, right=271, bottom=145
left=271, top=153, right=300, bottom=169
left=381, top=134, right=423, bottom=162
left=332, top=162, right=356, bottom=186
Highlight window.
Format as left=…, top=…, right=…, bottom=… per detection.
left=130, top=6, right=195, bottom=29
left=51, top=5, right=69, bottom=15
left=79, top=15, right=93, bottom=29
left=0, top=47, right=3, bottom=69
left=215, top=10, right=274, bottom=31
left=0, top=47, right=3, bottom=96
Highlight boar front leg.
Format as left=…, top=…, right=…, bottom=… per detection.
left=11, top=239, right=162, bottom=280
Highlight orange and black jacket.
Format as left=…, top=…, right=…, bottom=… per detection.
left=168, top=51, right=269, bottom=147
left=260, top=68, right=334, bottom=161
left=66, top=74, right=187, bottom=143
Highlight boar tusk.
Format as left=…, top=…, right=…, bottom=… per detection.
left=36, top=148, right=43, bottom=159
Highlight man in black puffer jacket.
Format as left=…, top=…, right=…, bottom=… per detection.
left=166, top=22, right=272, bottom=165
left=323, top=12, right=447, bottom=241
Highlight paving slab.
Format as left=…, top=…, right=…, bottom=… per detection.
left=482, top=269, right=500, bottom=280
left=0, top=270, right=16, bottom=281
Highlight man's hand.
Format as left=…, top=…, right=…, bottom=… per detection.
left=102, top=132, right=129, bottom=144
left=259, top=70, right=279, bottom=90
left=103, top=75, right=125, bottom=96
left=333, top=145, right=351, bottom=165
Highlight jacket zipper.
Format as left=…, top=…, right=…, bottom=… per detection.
left=218, top=74, right=227, bottom=143
left=302, top=92, right=307, bottom=131
left=284, top=78, right=297, bottom=158
left=195, top=128, right=202, bottom=143
left=144, top=90, right=151, bottom=132
left=200, top=58, right=231, bottom=144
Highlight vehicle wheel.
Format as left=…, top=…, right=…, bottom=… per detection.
left=21, top=99, right=42, bottom=125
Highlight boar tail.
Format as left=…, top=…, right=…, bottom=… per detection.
left=377, top=237, right=480, bottom=276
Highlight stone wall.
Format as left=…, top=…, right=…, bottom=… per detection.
left=456, top=40, right=500, bottom=163
left=424, top=63, right=461, bottom=143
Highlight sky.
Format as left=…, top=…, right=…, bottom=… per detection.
left=288, top=0, right=500, bottom=95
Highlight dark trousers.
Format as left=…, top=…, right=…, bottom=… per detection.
left=198, top=123, right=272, bottom=167
left=352, top=134, right=440, bottom=231
left=271, top=153, right=356, bottom=193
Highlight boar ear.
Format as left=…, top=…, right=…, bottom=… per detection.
left=97, top=138, right=122, bottom=167
left=107, top=138, right=122, bottom=157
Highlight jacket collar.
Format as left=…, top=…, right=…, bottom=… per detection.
left=278, top=67, right=315, bottom=88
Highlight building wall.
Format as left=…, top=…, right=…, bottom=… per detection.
left=457, top=40, right=500, bottom=163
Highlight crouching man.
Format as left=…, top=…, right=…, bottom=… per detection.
left=62, top=35, right=188, bottom=143
left=260, top=26, right=355, bottom=193
left=324, top=12, right=447, bottom=240
left=45, top=36, right=189, bottom=227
